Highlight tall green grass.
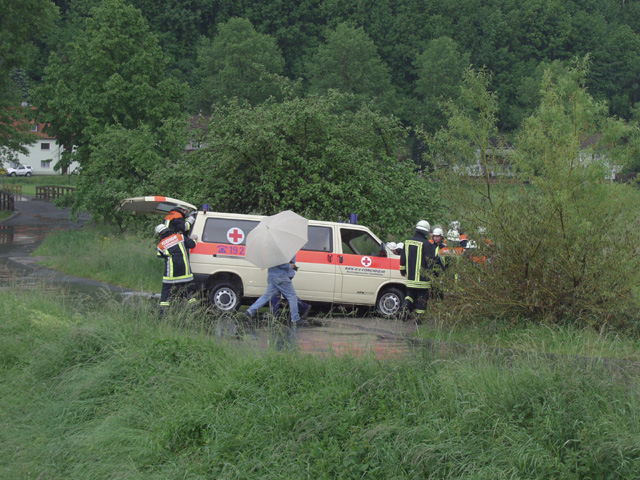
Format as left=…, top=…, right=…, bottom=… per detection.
left=417, top=316, right=640, bottom=360
left=33, top=226, right=161, bottom=292
left=1, top=289, right=640, bottom=479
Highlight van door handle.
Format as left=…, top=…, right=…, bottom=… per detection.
left=327, top=254, right=332, bottom=262
left=339, top=255, right=343, bottom=263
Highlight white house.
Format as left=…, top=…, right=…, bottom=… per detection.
left=9, top=121, right=79, bottom=175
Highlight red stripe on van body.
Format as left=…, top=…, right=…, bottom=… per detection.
left=190, top=243, right=402, bottom=270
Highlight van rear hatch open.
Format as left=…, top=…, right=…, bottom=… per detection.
left=118, top=196, right=197, bottom=215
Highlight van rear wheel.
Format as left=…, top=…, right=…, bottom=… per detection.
left=209, top=282, right=241, bottom=312
left=376, top=287, right=403, bottom=318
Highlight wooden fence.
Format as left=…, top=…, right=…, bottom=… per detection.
left=0, top=184, right=22, bottom=198
left=35, top=185, right=75, bottom=201
left=0, top=190, right=14, bottom=212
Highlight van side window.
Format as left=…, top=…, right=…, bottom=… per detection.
left=302, top=226, right=333, bottom=252
left=340, top=228, right=380, bottom=256
left=202, top=218, right=259, bottom=244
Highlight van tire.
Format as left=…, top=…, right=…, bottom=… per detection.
left=209, top=282, right=241, bottom=312
left=376, top=287, right=404, bottom=318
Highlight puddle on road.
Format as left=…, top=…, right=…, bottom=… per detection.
left=1, top=219, right=419, bottom=359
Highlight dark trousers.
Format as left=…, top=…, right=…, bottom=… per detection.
left=404, top=287, right=429, bottom=314
left=160, top=281, right=197, bottom=306
left=269, top=293, right=310, bottom=317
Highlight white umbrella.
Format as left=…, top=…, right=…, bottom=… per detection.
left=244, top=210, right=309, bottom=270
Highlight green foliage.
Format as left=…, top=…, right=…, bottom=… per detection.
left=411, top=36, right=470, bottom=132
left=194, top=17, right=287, bottom=114
left=156, top=91, right=439, bottom=239
left=0, top=0, right=58, bottom=162
left=31, top=0, right=187, bottom=220
left=426, top=60, right=640, bottom=330
left=2, top=289, right=640, bottom=478
left=70, top=119, right=189, bottom=224
left=34, top=224, right=161, bottom=292
left=32, top=0, right=186, bottom=168
left=306, top=22, right=397, bottom=115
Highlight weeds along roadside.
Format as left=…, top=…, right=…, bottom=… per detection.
left=33, top=225, right=161, bottom=292
left=1, top=288, right=640, bottom=479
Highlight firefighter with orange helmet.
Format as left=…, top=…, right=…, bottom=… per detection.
left=164, top=207, right=195, bottom=235
left=155, top=223, right=198, bottom=317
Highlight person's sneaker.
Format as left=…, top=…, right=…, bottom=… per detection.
left=300, top=303, right=311, bottom=319
left=242, top=311, right=253, bottom=322
left=292, top=318, right=310, bottom=328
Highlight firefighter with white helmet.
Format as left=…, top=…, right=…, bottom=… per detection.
left=399, top=220, right=443, bottom=318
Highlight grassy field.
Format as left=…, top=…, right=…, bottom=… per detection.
left=0, top=173, right=77, bottom=196
left=34, top=225, right=162, bottom=292
left=1, top=288, right=639, bottom=479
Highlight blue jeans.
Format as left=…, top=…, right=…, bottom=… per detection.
left=247, top=274, right=300, bottom=322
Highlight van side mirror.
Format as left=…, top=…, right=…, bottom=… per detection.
left=379, top=242, right=387, bottom=257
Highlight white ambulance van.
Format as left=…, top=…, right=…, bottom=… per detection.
left=119, top=196, right=407, bottom=317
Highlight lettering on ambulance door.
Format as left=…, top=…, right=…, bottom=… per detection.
left=294, top=226, right=337, bottom=302
left=337, top=227, right=392, bottom=303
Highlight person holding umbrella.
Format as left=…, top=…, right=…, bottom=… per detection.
left=243, top=256, right=304, bottom=325
left=242, top=210, right=309, bottom=326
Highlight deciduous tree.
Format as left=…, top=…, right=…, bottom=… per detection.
left=194, top=17, right=286, bottom=113
left=156, top=91, right=439, bottom=239
left=31, top=0, right=186, bottom=218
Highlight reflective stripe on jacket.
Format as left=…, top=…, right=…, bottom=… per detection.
left=400, top=233, right=436, bottom=289
left=157, top=232, right=197, bottom=283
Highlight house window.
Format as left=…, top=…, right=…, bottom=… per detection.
left=30, top=124, right=38, bottom=132
left=41, top=160, right=52, bottom=168
left=41, top=142, right=50, bottom=150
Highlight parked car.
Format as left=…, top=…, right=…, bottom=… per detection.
left=6, top=165, right=33, bottom=177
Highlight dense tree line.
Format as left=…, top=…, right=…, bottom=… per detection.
left=33, top=0, right=640, bottom=130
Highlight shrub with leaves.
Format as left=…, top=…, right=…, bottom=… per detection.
left=155, top=91, right=440, bottom=239
left=426, top=61, right=640, bottom=331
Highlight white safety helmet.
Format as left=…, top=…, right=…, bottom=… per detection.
left=478, top=226, right=487, bottom=235
left=386, top=242, right=397, bottom=250
left=449, top=221, right=460, bottom=230
left=447, top=229, right=460, bottom=243
left=432, top=227, right=444, bottom=237
left=155, top=223, right=169, bottom=236
left=415, top=220, right=431, bottom=234
left=466, top=240, right=478, bottom=249
left=396, top=242, right=404, bottom=250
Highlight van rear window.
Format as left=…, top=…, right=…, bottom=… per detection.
left=202, top=218, right=258, bottom=244
left=302, top=226, right=332, bottom=252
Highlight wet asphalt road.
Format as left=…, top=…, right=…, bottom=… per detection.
left=0, top=199, right=133, bottom=294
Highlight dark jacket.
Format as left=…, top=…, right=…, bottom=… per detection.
left=157, top=231, right=197, bottom=284
left=400, top=232, right=444, bottom=289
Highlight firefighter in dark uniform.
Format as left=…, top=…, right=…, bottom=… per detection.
left=399, top=220, right=444, bottom=317
left=163, top=207, right=195, bottom=235
left=155, top=223, right=198, bottom=317
left=429, top=226, right=448, bottom=299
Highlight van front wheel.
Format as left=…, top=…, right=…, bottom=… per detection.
left=209, top=282, right=241, bottom=312
left=376, top=287, right=404, bottom=318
